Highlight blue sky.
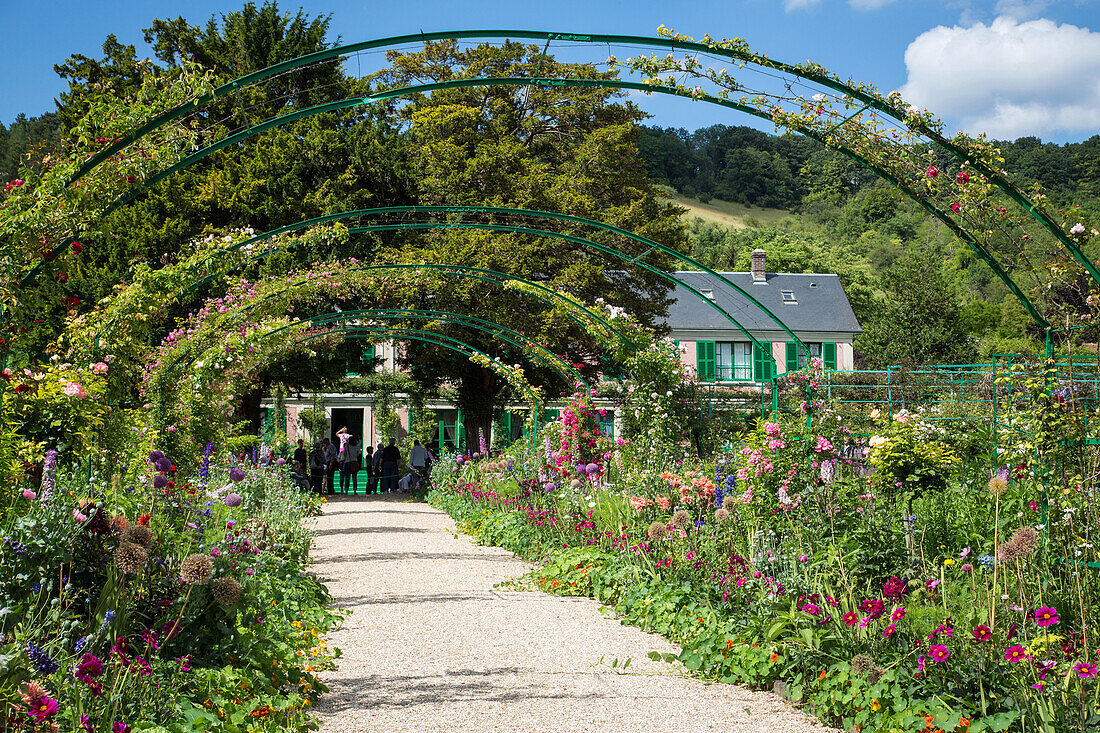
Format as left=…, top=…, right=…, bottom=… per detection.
left=1, top=0, right=1097, bottom=141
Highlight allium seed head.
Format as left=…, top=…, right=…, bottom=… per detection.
left=647, top=522, right=668, bottom=541
left=121, top=525, right=154, bottom=550
left=180, top=553, right=213, bottom=585
left=671, top=510, right=692, bottom=529
left=715, top=508, right=729, bottom=521
left=988, top=475, right=1009, bottom=496
left=1010, top=526, right=1040, bottom=556
left=210, top=577, right=242, bottom=607
left=114, top=543, right=148, bottom=575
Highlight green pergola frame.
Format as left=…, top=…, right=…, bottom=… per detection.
left=45, top=29, right=1084, bottom=335
left=163, top=207, right=800, bottom=364
left=255, top=325, right=546, bottom=450
left=163, top=306, right=588, bottom=388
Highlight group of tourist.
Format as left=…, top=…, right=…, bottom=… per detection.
left=286, top=428, right=435, bottom=495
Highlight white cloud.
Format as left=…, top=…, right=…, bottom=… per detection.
left=993, top=0, right=1051, bottom=20
left=900, top=16, right=1100, bottom=139
left=849, top=0, right=897, bottom=9
left=784, top=0, right=821, bottom=11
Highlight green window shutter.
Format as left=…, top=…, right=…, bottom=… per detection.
left=408, top=406, right=415, bottom=436
left=823, top=342, right=837, bottom=370
left=437, top=418, right=445, bottom=453
left=785, top=342, right=798, bottom=373
left=753, top=343, right=773, bottom=381
left=696, top=340, right=716, bottom=382
left=502, top=411, right=512, bottom=442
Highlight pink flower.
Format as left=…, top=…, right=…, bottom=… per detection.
left=1075, top=662, right=1098, bottom=678
left=955, top=172, right=970, bottom=184
left=1034, top=607, right=1059, bottom=627
left=30, top=696, right=59, bottom=721
left=62, top=381, right=87, bottom=398
left=891, top=606, right=907, bottom=622
left=21, top=489, right=36, bottom=500
left=843, top=611, right=860, bottom=626
left=1005, top=645, right=1029, bottom=663
left=972, top=625, right=992, bottom=642
left=926, top=165, right=939, bottom=178
left=884, top=623, right=897, bottom=637
left=929, top=644, right=950, bottom=662
left=950, top=202, right=961, bottom=212
left=92, top=362, right=108, bottom=375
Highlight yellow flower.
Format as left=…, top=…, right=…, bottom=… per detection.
left=944, top=558, right=955, bottom=566
left=870, top=699, right=881, bottom=712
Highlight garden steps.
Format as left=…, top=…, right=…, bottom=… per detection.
left=309, top=496, right=835, bottom=732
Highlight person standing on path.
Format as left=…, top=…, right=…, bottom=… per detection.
left=309, top=441, right=325, bottom=494
left=381, top=438, right=401, bottom=493
left=363, top=444, right=377, bottom=494
left=341, top=436, right=362, bottom=494
left=409, top=439, right=429, bottom=488
left=323, top=437, right=339, bottom=495
left=293, top=438, right=308, bottom=472
left=372, top=442, right=385, bottom=493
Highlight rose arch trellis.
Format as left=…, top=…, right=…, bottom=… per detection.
left=37, top=29, right=1100, bottom=353
left=23, top=28, right=1098, bottom=449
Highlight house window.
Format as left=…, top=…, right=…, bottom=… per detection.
left=715, top=342, right=753, bottom=381
left=700, top=341, right=769, bottom=381
left=599, top=411, right=615, bottom=438
left=781, top=290, right=797, bottom=303
left=785, top=342, right=838, bottom=371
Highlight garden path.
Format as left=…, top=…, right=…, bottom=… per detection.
left=310, top=495, right=834, bottom=733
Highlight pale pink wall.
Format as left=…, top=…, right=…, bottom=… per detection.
left=681, top=340, right=697, bottom=377
left=838, top=342, right=854, bottom=370
left=772, top=342, right=787, bottom=374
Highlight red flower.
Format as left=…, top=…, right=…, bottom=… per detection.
left=926, top=165, right=939, bottom=178
left=71, top=241, right=82, bottom=253
left=40, top=250, right=56, bottom=261
left=137, top=514, right=150, bottom=526
left=57, top=273, right=69, bottom=284
left=950, top=203, right=961, bottom=212
left=955, top=172, right=970, bottom=184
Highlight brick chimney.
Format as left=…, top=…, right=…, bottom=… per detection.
left=751, top=248, right=766, bottom=282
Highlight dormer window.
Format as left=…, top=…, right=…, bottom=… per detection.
left=781, top=290, right=797, bottom=304
left=701, top=288, right=715, bottom=301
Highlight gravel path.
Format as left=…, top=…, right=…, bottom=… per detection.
left=311, top=495, right=834, bottom=733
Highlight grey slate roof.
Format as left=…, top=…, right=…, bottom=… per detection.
left=660, top=271, right=862, bottom=334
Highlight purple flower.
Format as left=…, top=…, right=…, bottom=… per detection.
left=154, top=457, right=172, bottom=473
left=1034, top=607, right=1059, bottom=627
left=225, top=493, right=243, bottom=508
left=882, top=575, right=907, bottom=600
left=229, top=467, right=246, bottom=482
left=75, top=653, right=104, bottom=682
left=26, top=642, right=58, bottom=675
left=148, top=450, right=165, bottom=463
left=152, top=475, right=167, bottom=489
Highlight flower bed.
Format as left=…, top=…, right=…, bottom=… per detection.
left=1, top=447, right=341, bottom=732
left=427, top=360, right=1100, bottom=733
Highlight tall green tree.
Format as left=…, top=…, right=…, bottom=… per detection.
left=856, top=256, right=969, bottom=367
left=368, top=40, right=687, bottom=441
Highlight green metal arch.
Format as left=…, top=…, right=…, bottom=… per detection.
left=291, top=327, right=543, bottom=410
left=177, top=259, right=635, bottom=354
left=240, top=324, right=544, bottom=450
left=171, top=206, right=801, bottom=362
left=64, top=29, right=1093, bottom=302
left=58, top=74, right=1048, bottom=331
left=163, top=306, right=587, bottom=388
